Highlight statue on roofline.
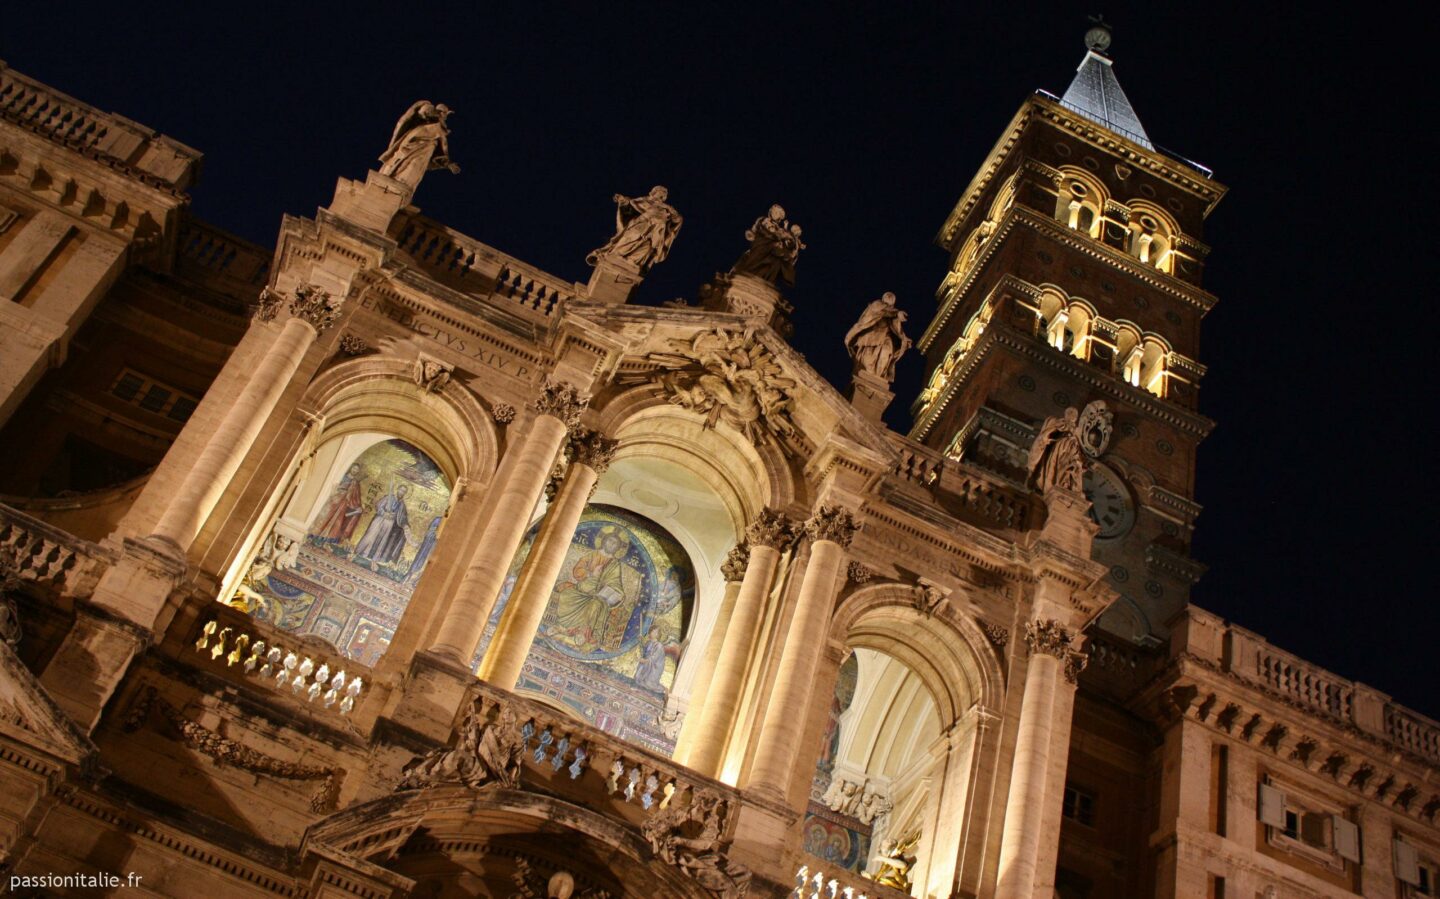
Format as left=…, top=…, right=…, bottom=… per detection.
left=844, top=291, right=912, bottom=381
left=732, top=204, right=805, bottom=286
left=379, top=101, right=460, bottom=191
left=587, top=186, right=683, bottom=274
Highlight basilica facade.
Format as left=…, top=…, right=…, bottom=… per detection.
left=0, top=27, right=1436, bottom=899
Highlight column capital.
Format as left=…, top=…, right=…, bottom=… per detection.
left=1023, top=618, right=1088, bottom=684
left=568, top=427, right=618, bottom=475
left=529, top=376, right=589, bottom=430
left=744, top=508, right=796, bottom=549
left=720, top=542, right=750, bottom=583
left=288, top=283, right=345, bottom=333
left=805, top=505, right=861, bottom=549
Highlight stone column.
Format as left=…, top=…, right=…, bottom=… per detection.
left=477, top=427, right=617, bottom=690
left=744, top=505, right=859, bottom=799
left=994, top=617, right=1086, bottom=899
left=680, top=510, right=794, bottom=777
left=671, top=543, right=747, bottom=762
left=151, top=286, right=341, bottom=554
left=428, top=379, right=587, bottom=664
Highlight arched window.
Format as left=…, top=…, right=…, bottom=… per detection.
left=1063, top=303, right=1094, bottom=360
left=238, top=435, right=452, bottom=667
left=1115, top=325, right=1143, bottom=386
left=1054, top=171, right=1106, bottom=238
left=1139, top=336, right=1170, bottom=397
left=475, top=503, right=697, bottom=753
left=1127, top=205, right=1179, bottom=274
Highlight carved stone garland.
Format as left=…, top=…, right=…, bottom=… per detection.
left=1024, top=619, right=1088, bottom=684
left=129, top=687, right=339, bottom=812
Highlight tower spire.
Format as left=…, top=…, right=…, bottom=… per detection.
left=1058, top=17, right=1153, bottom=149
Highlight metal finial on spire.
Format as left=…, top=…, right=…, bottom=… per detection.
left=1084, top=15, right=1112, bottom=54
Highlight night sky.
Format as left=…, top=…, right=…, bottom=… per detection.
left=7, top=5, right=1435, bottom=716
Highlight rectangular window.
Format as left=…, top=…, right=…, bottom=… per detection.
left=1260, top=777, right=1356, bottom=871
left=109, top=368, right=198, bottom=422
left=1062, top=785, right=1096, bottom=827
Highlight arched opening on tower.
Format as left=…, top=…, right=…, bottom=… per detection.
left=803, top=648, right=942, bottom=893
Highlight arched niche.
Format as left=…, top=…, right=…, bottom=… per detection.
left=216, top=357, right=499, bottom=668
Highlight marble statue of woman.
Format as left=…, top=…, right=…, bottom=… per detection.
left=844, top=291, right=912, bottom=381
left=379, top=101, right=461, bottom=191
left=586, top=186, right=683, bottom=273
left=1027, top=408, right=1086, bottom=493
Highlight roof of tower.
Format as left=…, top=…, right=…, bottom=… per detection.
left=1058, top=23, right=1154, bottom=150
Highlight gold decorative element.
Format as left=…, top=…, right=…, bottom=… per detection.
left=289, top=283, right=343, bottom=333
left=720, top=543, right=750, bottom=583
left=530, top=377, right=589, bottom=430
left=805, top=506, right=860, bottom=549
left=192, top=618, right=364, bottom=714
left=744, top=508, right=795, bottom=550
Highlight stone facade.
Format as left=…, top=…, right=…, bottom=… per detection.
left=0, top=35, right=1435, bottom=899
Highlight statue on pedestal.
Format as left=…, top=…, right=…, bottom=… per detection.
left=1027, top=407, right=1086, bottom=493
left=844, top=291, right=912, bottom=381
left=379, top=101, right=461, bottom=191
left=587, top=186, right=683, bottom=274
left=732, top=204, right=804, bottom=286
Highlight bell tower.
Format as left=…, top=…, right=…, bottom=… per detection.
left=910, top=22, right=1227, bottom=643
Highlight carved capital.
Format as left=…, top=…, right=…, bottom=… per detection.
left=744, top=508, right=795, bottom=549
left=289, top=284, right=343, bottom=333
left=252, top=287, right=282, bottom=322
left=569, top=428, right=618, bottom=475
left=530, top=377, right=589, bottom=430
left=1024, top=618, right=1088, bottom=683
left=721, top=543, right=750, bottom=583
left=806, top=505, right=860, bottom=548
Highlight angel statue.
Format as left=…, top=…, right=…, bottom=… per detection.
left=732, top=204, right=805, bottom=286
left=379, top=101, right=461, bottom=191
left=586, top=186, right=683, bottom=274
left=844, top=291, right=912, bottom=381
left=1027, top=407, right=1087, bottom=493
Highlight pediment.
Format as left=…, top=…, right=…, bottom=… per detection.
left=570, top=303, right=901, bottom=467
left=0, top=641, right=96, bottom=766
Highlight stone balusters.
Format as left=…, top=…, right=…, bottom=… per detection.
left=670, top=542, right=748, bottom=763
left=429, top=378, right=588, bottom=665
left=477, top=426, right=618, bottom=690
left=150, top=285, right=343, bottom=556
left=678, top=510, right=796, bottom=777
left=994, top=615, right=1087, bottom=899
left=745, top=505, right=860, bottom=799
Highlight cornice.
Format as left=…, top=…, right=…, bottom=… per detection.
left=911, top=317, right=1215, bottom=442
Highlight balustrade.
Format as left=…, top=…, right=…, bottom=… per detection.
left=1255, top=644, right=1354, bottom=722
left=176, top=220, right=271, bottom=286
left=791, top=863, right=913, bottom=899
left=187, top=603, right=367, bottom=716
left=0, top=503, right=110, bottom=594
left=393, top=213, right=572, bottom=318
left=1386, top=705, right=1440, bottom=765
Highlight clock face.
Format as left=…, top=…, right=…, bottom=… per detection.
left=1083, top=464, right=1135, bottom=539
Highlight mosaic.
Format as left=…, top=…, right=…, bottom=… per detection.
left=248, top=438, right=450, bottom=666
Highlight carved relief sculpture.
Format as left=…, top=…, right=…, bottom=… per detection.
left=398, top=697, right=524, bottom=791
left=1076, top=399, right=1113, bottom=458
left=731, top=205, right=804, bottom=286
left=641, top=790, right=751, bottom=898
left=844, top=292, right=912, bottom=381
left=745, top=508, right=796, bottom=550
left=806, top=505, right=860, bottom=548
left=637, top=329, right=799, bottom=444
left=586, top=186, right=683, bottom=274
left=1026, top=407, right=1087, bottom=493
left=413, top=354, right=453, bottom=393
left=379, top=101, right=460, bottom=191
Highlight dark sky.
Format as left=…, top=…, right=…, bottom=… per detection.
left=8, top=4, right=1436, bottom=717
